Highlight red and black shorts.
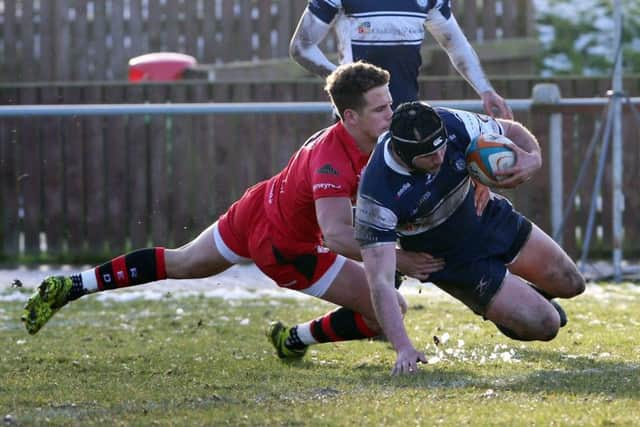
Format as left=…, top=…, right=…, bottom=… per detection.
left=214, top=182, right=345, bottom=297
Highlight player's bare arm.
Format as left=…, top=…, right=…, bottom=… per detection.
left=493, top=120, right=542, bottom=187
left=315, top=197, right=362, bottom=260
left=316, top=197, right=443, bottom=278
left=290, top=9, right=337, bottom=78
left=426, top=13, right=513, bottom=119
left=361, top=243, right=427, bottom=375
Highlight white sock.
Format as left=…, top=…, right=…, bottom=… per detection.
left=80, top=269, right=99, bottom=293
left=295, top=321, right=318, bottom=345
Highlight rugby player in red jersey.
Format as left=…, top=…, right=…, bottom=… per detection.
left=22, top=62, right=443, bottom=361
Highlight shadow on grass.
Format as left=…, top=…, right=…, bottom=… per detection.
left=298, top=348, right=640, bottom=399
left=489, top=348, right=640, bottom=398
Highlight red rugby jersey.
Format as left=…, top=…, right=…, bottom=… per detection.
left=264, top=122, right=370, bottom=244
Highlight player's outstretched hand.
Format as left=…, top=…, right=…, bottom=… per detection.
left=493, top=144, right=542, bottom=188
left=392, top=346, right=427, bottom=376
left=396, top=249, right=445, bottom=282
left=481, top=90, right=513, bottom=120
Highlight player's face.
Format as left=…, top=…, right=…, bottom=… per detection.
left=412, top=144, right=447, bottom=174
left=356, top=85, right=393, bottom=140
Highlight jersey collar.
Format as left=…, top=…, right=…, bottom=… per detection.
left=383, top=137, right=412, bottom=176
left=335, top=121, right=370, bottom=163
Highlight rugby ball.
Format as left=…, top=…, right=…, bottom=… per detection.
left=465, top=133, right=516, bottom=186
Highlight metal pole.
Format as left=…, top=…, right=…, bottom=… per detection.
left=548, top=95, right=563, bottom=245
left=612, top=0, right=624, bottom=282
left=532, top=83, right=563, bottom=244
left=581, top=104, right=615, bottom=267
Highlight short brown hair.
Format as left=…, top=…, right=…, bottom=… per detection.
left=324, top=61, right=390, bottom=120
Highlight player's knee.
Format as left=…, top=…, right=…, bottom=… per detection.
left=497, top=304, right=560, bottom=341
left=559, top=267, right=585, bottom=298
left=545, top=263, right=586, bottom=298
left=529, top=304, right=561, bottom=341
left=569, top=270, right=586, bottom=296
left=537, top=314, right=560, bottom=341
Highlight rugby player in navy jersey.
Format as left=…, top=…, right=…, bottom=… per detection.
left=290, top=0, right=512, bottom=117
left=355, top=101, right=585, bottom=375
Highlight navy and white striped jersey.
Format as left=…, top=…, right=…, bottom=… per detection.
left=308, top=0, right=453, bottom=107
left=355, top=107, right=505, bottom=259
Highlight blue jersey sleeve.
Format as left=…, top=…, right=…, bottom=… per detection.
left=354, top=141, right=400, bottom=247
left=436, top=107, right=504, bottom=152
left=308, top=0, right=340, bottom=25
left=355, top=193, right=399, bottom=247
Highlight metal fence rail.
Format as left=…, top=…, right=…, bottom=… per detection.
left=4, top=98, right=633, bottom=117
left=1, top=91, right=639, bottom=277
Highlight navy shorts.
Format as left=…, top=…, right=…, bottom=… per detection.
left=420, top=197, right=532, bottom=315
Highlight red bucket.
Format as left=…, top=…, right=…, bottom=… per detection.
left=128, top=52, right=197, bottom=82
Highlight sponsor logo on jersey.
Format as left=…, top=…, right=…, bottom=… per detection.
left=313, top=182, right=342, bottom=191
left=395, top=182, right=412, bottom=199
left=417, top=0, right=428, bottom=8
left=418, top=190, right=432, bottom=204
left=410, top=191, right=432, bottom=215
left=357, top=21, right=371, bottom=34
left=454, top=157, right=466, bottom=172
left=267, top=182, right=275, bottom=204
left=317, top=163, right=339, bottom=175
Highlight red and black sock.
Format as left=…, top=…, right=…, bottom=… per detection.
left=93, top=247, right=167, bottom=291
left=309, top=307, right=377, bottom=343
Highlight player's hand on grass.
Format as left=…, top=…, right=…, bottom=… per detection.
left=392, top=346, right=427, bottom=376
left=396, top=249, right=445, bottom=281
left=472, top=180, right=492, bottom=216
left=493, top=144, right=542, bottom=188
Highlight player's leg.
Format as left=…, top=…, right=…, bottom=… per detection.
left=21, top=222, right=237, bottom=335
left=484, top=273, right=563, bottom=341
left=22, top=183, right=264, bottom=335
left=318, top=258, right=407, bottom=335
left=489, top=223, right=585, bottom=336
left=166, top=222, right=239, bottom=278
left=429, top=253, right=565, bottom=342
left=479, top=202, right=582, bottom=338
left=508, top=223, right=585, bottom=300
left=268, top=257, right=407, bottom=359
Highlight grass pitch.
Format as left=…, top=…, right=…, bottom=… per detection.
left=1, top=283, right=639, bottom=426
